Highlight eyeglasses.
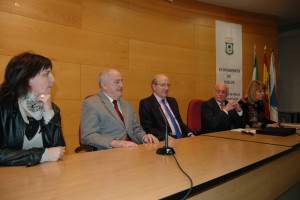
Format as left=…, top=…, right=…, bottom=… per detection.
left=215, top=90, right=227, bottom=94
left=155, top=83, right=171, bottom=88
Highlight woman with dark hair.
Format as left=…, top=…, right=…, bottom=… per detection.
left=0, top=52, right=66, bottom=167
left=239, top=80, right=278, bottom=128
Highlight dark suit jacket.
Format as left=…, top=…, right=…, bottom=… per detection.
left=139, top=94, right=191, bottom=140
left=201, top=98, right=245, bottom=133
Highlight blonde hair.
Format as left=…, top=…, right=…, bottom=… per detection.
left=246, top=80, right=266, bottom=104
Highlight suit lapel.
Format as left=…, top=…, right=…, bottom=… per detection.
left=212, top=98, right=227, bottom=112
left=151, top=94, right=170, bottom=128
left=150, top=95, right=164, bottom=120
left=99, top=92, right=125, bottom=128
left=212, top=98, right=221, bottom=112
left=166, top=97, right=177, bottom=117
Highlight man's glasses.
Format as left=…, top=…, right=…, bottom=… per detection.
left=215, top=90, right=227, bottom=94
left=155, top=83, right=171, bottom=88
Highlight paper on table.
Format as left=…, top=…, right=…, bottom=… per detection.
left=231, top=128, right=244, bottom=132
left=231, top=128, right=256, bottom=134
left=281, top=123, right=300, bottom=129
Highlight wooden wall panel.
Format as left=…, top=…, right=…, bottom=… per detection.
left=195, top=25, right=215, bottom=52
left=53, top=99, right=82, bottom=138
left=195, top=74, right=216, bottom=101
left=80, top=65, right=105, bottom=99
left=0, top=55, right=11, bottom=83
left=243, top=34, right=278, bottom=59
left=129, top=40, right=210, bottom=75
left=130, top=0, right=217, bottom=27
left=132, top=0, right=276, bottom=28
left=119, top=69, right=157, bottom=101
left=52, top=62, right=81, bottom=100
left=242, top=53, right=255, bottom=95
left=0, top=0, right=82, bottom=28
left=0, top=11, right=129, bottom=67
left=82, top=0, right=195, bottom=49
left=198, top=50, right=216, bottom=76
left=134, top=0, right=227, bottom=23
left=242, top=23, right=278, bottom=36
left=165, top=73, right=196, bottom=100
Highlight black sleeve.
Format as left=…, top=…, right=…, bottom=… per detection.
left=231, top=110, right=246, bottom=129
left=0, top=147, right=44, bottom=167
left=238, top=100, right=251, bottom=127
left=42, top=103, right=66, bottom=147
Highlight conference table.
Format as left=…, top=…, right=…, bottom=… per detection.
left=202, top=126, right=300, bottom=148
left=1, top=131, right=299, bottom=200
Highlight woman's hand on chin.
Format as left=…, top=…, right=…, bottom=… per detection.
left=36, top=94, right=52, bottom=112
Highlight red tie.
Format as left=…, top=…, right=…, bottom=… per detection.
left=112, top=100, right=130, bottom=141
left=220, top=103, right=224, bottom=110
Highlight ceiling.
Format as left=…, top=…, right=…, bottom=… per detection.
left=195, top=0, right=300, bottom=31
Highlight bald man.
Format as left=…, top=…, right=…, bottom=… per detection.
left=80, top=68, right=158, bottom=151
left=201, top=83, right=245, bottom=133
left=139, top=74, right=194, bottom=141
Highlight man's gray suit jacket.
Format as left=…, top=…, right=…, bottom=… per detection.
left=80, top=91, right=146, bottom=150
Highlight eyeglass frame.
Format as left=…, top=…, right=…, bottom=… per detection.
left=154, top=83, right=171, bottom=88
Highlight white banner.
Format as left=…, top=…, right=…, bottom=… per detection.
left=216, top=20, right=243, bottom=101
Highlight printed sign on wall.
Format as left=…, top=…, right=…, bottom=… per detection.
left=216, top=20, right=243, bottom=101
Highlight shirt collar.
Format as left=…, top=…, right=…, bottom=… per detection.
left=103, top=92, right=115, bottom=104
left=215, top=99, right=225, bottom=107
left=154, top=93, right=164, bottom=103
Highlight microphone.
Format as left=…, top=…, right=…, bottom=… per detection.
left=156, top=105, right=175, bottom=155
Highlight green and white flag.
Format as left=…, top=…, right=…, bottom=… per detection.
left=252, top=44, right=258, bottom=80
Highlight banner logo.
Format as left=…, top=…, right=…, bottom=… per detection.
left=225, top=37, right=234, bottom=55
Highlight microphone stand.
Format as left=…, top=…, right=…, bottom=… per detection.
left=156, top=106, right=175, bottom=155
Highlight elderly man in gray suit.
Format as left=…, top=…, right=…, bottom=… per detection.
left=80, top=68, right=158, bottom=150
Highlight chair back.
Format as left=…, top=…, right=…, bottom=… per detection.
left=187, top=99, right=204, bottom=133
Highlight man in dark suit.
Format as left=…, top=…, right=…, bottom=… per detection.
left=80, top=68, right=158, bottom=150
left=201, top=83, right=245, bottom=133
left=139, top=74, right=194, bottom=141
